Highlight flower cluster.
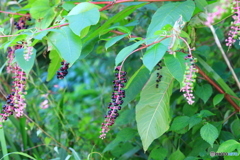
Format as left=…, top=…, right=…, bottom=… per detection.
left=23, top=37, right=34, bottom=61
left=180, top=54, right=198, bottom=105
left=226, top=0, right=240, bottom=46
left=57, top=61, right=69, bottom=79
left=14, top=16, right=31, bottom=30
left=155, top=61, right=163, bottom=88
left=0, top=65, right=27, bottom=122
left=99, top=66, right=127, bottom=139
left=205, top=0, right=232, bottom=26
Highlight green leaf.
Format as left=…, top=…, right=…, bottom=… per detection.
left=169, top=149, right=185, bottom=160
left=231, top=119, right=240, bottom=138
left=196, top=55, right=238, bottom=104
left=15, top=48, right=36, bottom=75
left=198, top=110, right=215, bottom=118
left=30, top=0, right=56, bottom=29
left=66, top=8, right=100, bottom=36
left=122, top=65, right=150, bottom=107
left=213, top=94, right=224, bottom=106
left=195, top=84, right=213, bottom=103
left=69, top=148, right=81, bottom=160
left=136, top=67, right=174, bottom=151
left=115, top=40, right=145, bottom=66
left=200, top=123, right=219, bottom=147
left=103, top=128, right=137, bottom=152
left=84, top=3, right=147, bottom=43
left=143, top=43, right=167, bottom=72
left=146, top=0, right=195, bottom=42
left=47, top=26, right=82, bottom=65
left=217, top=140, right=239, bottom=153
left=47, top=50, right=61, bottom=81
left=68, top=2, right=100, bottom=15
left=149, top=147, right=167, bottom=160
left=0, top=152, right=36, bottom=160
left=105, top=34, right=127, bottom=50
left=170, top=116, right=190, bottom=131
left=195, top=0, right=208, bottom=11
left=189, top=115, right=202, bottom=129
left=164, top=52, right=186, bottom=85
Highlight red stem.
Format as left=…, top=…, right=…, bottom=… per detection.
left=197, top=66, right=240, bottom=112
left=75, top=0, right=180, bottom=4
left=0, top=11, right=30, bottom=17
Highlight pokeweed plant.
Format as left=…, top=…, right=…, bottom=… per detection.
left=0, top=0, right=240, bottom=159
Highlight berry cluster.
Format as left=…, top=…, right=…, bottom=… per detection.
left=180, top=54, right=198, bottom=105
left=99, top=66, right=127, bottom=139
left=14, top=16, right=31, bottom=30
left=155, top=61, right=163, bottom=88
left=57, top=61, right=69, bottom=79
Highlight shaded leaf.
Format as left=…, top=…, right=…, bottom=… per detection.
left=143, top=43, right=167, bottom=72
left=115, top=40, right=145, bottom=66
left=47, top=50, right=61, bottom=81
left=195, top=84, right=213, bottom=103
left=198, top=110, right=215, bottom=118
left=66, top=8, right=100, bottom=36
left=213, top=94, right=224, bottom=106
left=47, top=26, right=82, bottom=65
left=122, top=65, right=150, bottom=107
left=15, top=48, right=36, bottom=75
left=30, top=0, right=56, bottom=29
left=200, top=123, right=219, bottom=147
left=165, top=52, right=186, bottom=85
left=105, top=34, right=127, bottom=50
left=170, top=116, right=189, bottom=131
left=189, top=115, right=202, bottom=129
left=136, top=67, right=174, bottom=151
left=169, top=149, right=185, bottom=160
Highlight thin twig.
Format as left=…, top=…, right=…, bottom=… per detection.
left=0, top=11, right=30, bottom=17
left=23, top=113, right=70, bottom=153
left=209, top=25, right=240, bottom=90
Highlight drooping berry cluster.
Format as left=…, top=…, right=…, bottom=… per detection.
left=57, top=61, right=69, bottom=79
left=14, top=16, right=31, bottom=30
left=99, top=66, right=127, bottom=139
left=180, top=54, right=198, bottom=105
left=155, top=61, right=163, bottom=88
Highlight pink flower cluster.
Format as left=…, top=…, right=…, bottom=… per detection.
left=226, top=0, right=240, bottom=46
left=0, top=47, right=27, bottom=123
left=205, top=0, right=232, bottom=26
left=180, top=55, right=198, bottom=105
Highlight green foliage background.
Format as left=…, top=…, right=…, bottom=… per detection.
left=0, top=0, right=240, bottom=160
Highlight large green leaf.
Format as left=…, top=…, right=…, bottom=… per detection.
left=200, top=123, right=219, bottom=147
left=146, top=0, right=195, bottom=44
left=68, top=2, right=100, bottom=15
left=15, top=48, right=36, bottom=75
left=143, top=43, right=167, bottom=72
left=164, top=52, right=186, bottom=85
left=136, top=67, right=174, bottom=151
left=47, top=26, right=82, bottom=65
left=66, top=8, right=100, bottom=36
left=47, top=50, right=61, bottom=81
left=169, top=149, right=185, bottom=160
left=30, top=0, right=56, bottom=29
left=122, top=65, right=150, bottom=107
left=217, top=140, right=239, bottom=153
left=115, top=40, right=145, bottom=66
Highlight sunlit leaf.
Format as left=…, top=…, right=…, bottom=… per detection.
left=136, top=67, right=174, bottom=151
